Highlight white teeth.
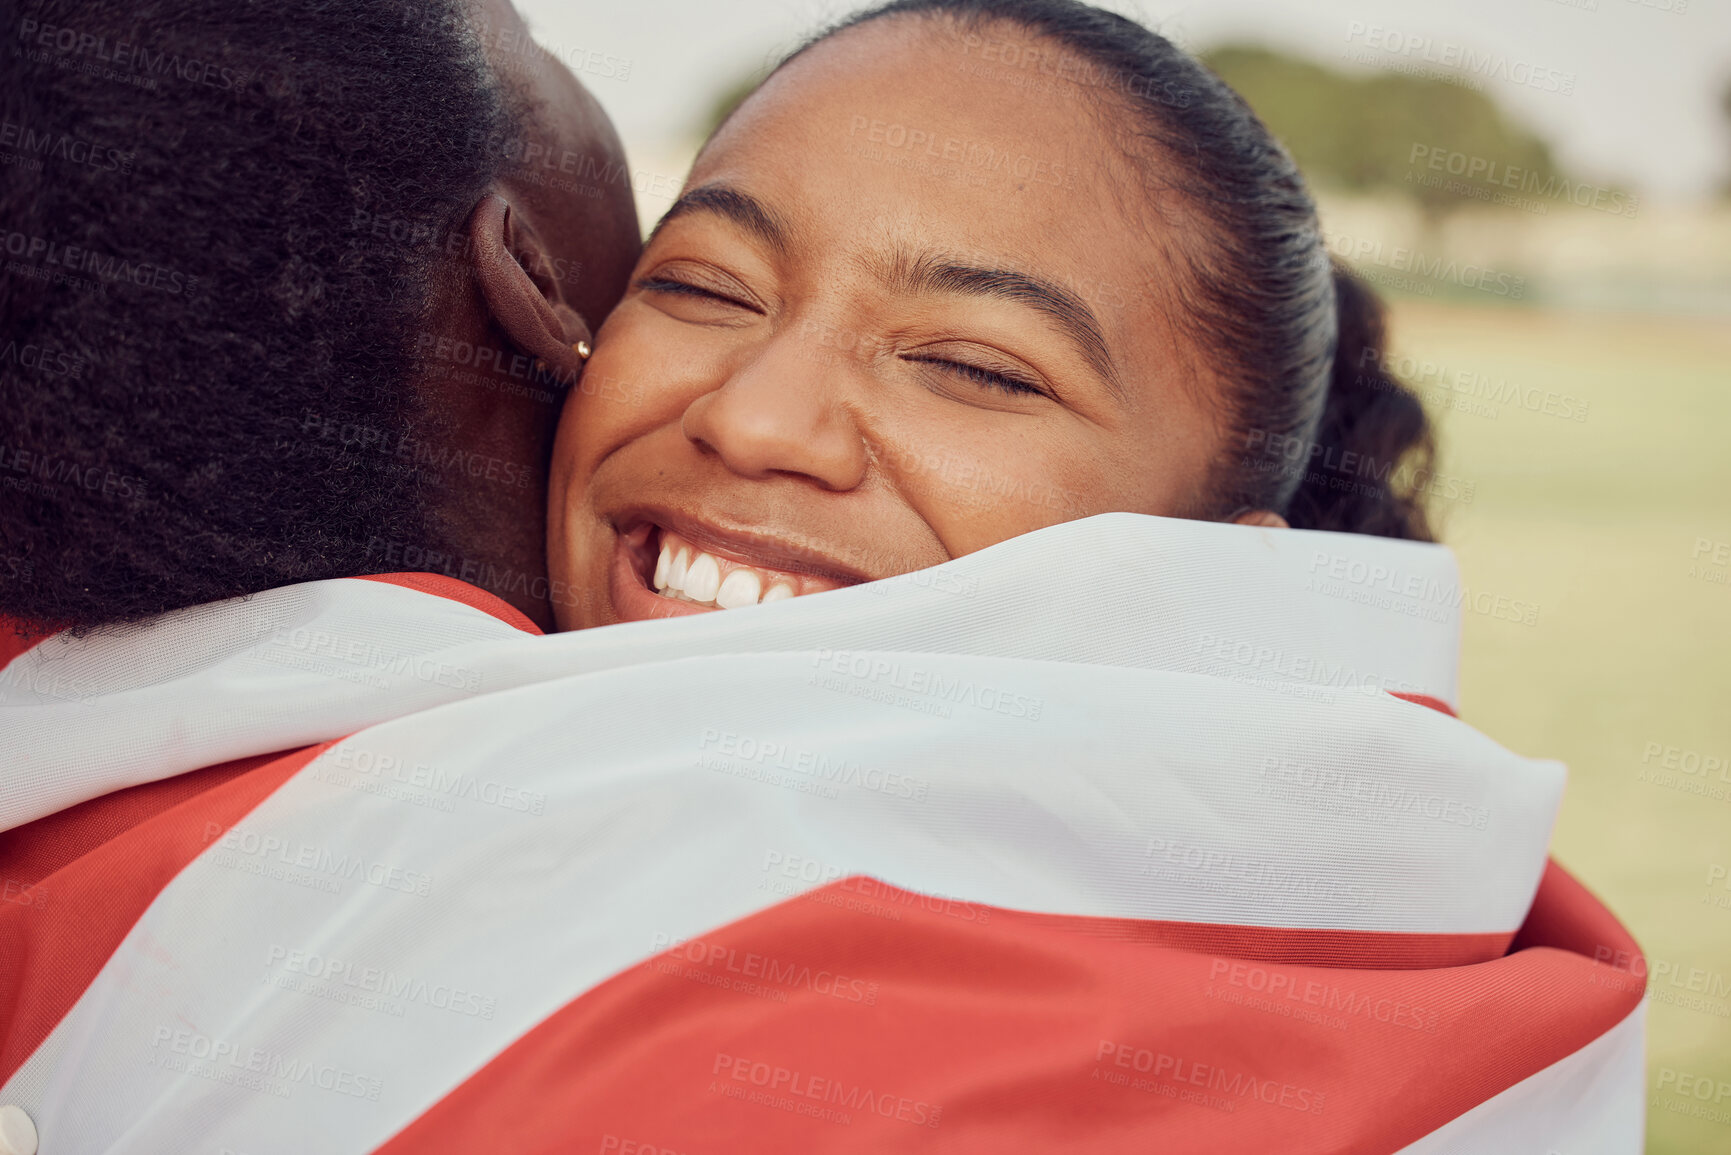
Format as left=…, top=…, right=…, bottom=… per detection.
left=653, top=543, right=671, bottom=591
left=715, top=568, right=763, bottom=609
left=684, top=552, right=722, bottom=602
left=650, top=529, right=807, bottom=609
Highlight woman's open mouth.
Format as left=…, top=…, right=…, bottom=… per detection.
left=608, top=515, right=862, bottom=621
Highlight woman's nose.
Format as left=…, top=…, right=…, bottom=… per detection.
left=679, top=335, right=870, bottom=492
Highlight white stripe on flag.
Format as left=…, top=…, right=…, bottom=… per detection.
left=6, top=646, right=1556, bottom=1151
left=2, top=513, right=1464, bottom=831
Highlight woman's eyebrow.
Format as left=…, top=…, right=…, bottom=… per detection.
left=887, top=252, right=1124, bottom=400
left=649, top=189, right=1122, bottom=401
left=647, top=182, right=789, bottom=255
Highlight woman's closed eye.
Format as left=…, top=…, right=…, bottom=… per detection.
left=900, top=352, right=1051, bottom=400
left=640, top=268, right=1052, bottom=402
left=637, top=270, right=762, bottom=316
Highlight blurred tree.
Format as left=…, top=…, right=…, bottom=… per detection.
left=696, top=44, right=1587, bottom=218
left=1200, top=45, right=1562, bottom=217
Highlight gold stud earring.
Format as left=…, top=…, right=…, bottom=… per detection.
left=574, top=340, right=592, bottom=360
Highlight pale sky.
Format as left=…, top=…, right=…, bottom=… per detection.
left=518, top=0, right=1730, bottom=204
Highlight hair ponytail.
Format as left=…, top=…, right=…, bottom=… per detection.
left=1280, top=265, right=1436, bottom=540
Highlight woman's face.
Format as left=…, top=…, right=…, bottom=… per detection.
left=547, top=18, right=1226, bottom=630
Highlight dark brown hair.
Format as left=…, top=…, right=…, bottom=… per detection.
left=0, top=0, right=523, bottom=628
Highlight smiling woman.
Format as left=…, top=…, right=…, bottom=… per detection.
left=545, top=0, right=1437, bottom=629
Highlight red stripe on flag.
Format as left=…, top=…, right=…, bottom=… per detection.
left=0, top=750, right=290, bottom=886
left=0, top=617, right=55, bottom=671
left=0, top=744, right=327, bottom=1084
left=1512, top=859, right=1646, bottom=977
left=1389, top=691, right=1456, bottom=717
left=835, top=877, right=1509, bottom=969
left=379, top=867, right=1640, bottom=1154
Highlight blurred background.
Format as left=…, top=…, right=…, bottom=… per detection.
left=522, top=1, right=1730, bottom=1149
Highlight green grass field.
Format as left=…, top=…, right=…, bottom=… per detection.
left=1386, top=301, right=1731, bottom=1153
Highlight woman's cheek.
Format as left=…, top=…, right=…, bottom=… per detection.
left=568, top=313, right=699, bottom=448
left=873, top=430, right=1085, bottom=556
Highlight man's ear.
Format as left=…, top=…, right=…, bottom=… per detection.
left=468, top=193, right=592, bottom=384
left=1231, top=509, right=1290, bottom=529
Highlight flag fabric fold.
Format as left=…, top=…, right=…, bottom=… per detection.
left=0, top=514, right=1644, bottom=1152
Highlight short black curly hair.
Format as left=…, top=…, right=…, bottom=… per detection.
left=0, top=0, right=525, bottom=629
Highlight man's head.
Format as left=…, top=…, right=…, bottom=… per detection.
left=0, top=0, right=639, bottom=631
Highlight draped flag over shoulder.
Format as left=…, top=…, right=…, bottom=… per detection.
left=0, top=514, right=1645, bottom=1153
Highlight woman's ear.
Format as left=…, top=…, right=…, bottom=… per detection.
left=468, top=192, right=593, bottom=384
left=1231, top=509, right=1290, bottom=529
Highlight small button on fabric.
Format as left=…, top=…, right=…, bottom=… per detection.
left=0, top=1104, right=37, bottom=1155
